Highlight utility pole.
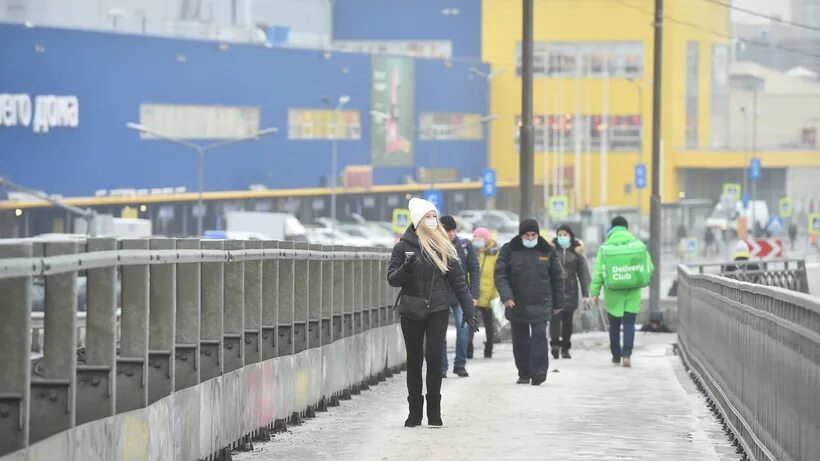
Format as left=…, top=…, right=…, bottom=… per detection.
left=519, top=0, right=535, bottom=218
left=649, top=0, right=663, bottom=314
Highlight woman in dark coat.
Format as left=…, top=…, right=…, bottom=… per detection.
left=550, top=224, right=591, bottom=359
left=387, top=198, right=478, bottom=428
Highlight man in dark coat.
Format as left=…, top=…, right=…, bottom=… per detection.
left=550, top=224, right=591, bottom=359
left=494, top=219, right=564, bottom=385
left=439, top=215, right=480, bottom=377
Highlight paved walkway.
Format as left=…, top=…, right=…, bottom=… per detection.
left=236, top=330, right=741, bottom=461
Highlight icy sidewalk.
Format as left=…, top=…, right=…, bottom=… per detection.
left=236, top=330, right=741, bottom=461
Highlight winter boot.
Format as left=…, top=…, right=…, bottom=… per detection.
left=484, top=342, right=493, bottom=358
left=561, top=348, right=571, bottom=359
left=551, top=346, right=560, bottom=360
left=404, top=395, right=423, bottom=427
left=426, top=394, right=443, bottom=426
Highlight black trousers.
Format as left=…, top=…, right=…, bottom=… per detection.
left=468, top=307, right=495, bottom=351
left=549, top=309, right=574, bottom=349
left=401, top=309, right=449, bottom=398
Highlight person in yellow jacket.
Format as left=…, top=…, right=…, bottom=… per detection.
left=468, top=227, right=500, bottom=358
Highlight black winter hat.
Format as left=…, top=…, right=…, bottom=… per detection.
left=519, top=218, right=540, bottom=236
left=556, top=224, right=575, bottom=239
left=439, top=215, right=457, bottom=231
left=611, top=215, right=629, bottom=228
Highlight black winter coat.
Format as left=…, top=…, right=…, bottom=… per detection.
left=387, top=227, right=476, bottom=319
left=448, top=236, right=480, bottom=307
left=552, top=238, right=591, bottom=311
left=494, top=236, right=564, bottom=324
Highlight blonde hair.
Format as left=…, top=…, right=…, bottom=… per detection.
left=416, top=221, right=459, bottom=273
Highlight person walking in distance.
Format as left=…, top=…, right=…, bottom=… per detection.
left=589, top=216, right=654, bottom=368
left=550, top=224, right=591, bottom=360
left=468, top=227, right=500, bottom=358
left=387, top=198, right=479, bottom=427
left=494, top=219, right=564, bottom=385
left=439, top=215, right=480, bottom=378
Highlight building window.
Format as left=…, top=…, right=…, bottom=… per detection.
left=419, top=113, right=484, bottom=140
left=515, top=114, right=641, bottom=151
left=685, top=41, right=699, bottom=148
left=710, top=44, right=730, bottom=148
left=288, top=109, right=361, bottom=140
left=516, top=41, right=644, bottom=77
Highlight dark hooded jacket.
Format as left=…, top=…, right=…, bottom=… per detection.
left=552, top=236, right=591, bottom=311
left=387, top=226, right=476, bottom=318
left=494, top=235, right=564, bottom=323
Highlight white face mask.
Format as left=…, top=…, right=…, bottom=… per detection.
left=424, top=218, right=438, bottom=230
left=522, top=238, right=538, bottom=248
left=472, top=239, right=485, bottom=249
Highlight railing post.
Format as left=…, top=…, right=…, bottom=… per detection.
left=261, top=241, right=279, bottom=360
left=148, top=238, right=176, bottom=404
left=353, top=249, right=363, bottom=334
left=200, top=240, right=225, bottom=382
left=320, top=245, right=333, bottom=346
left=343, top=246, right=354, bottom=338
left=223, top=240, right=245, bottom=373
left=0, top=242, right=33, bottom=456
left=332, top=245, right=345, bottom=342
left=361, top=251, right=372, bottom=331
left=293, top=243, right=309, bottom=354
left=30, top=241, right=78, bottom=443
left=77, top=237, right=117, bottom=425
left=244, top=240, right=263, bottom=365
left=307, top=244, right=323, bottom=349
left=117, top=239, right=149, bottom=413
left=277, top=242, right=295, bottom=357
left=175, top=238, right=201, bottom=390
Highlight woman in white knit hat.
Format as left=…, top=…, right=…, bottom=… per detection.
left=387, top=197, right=479, bottom=428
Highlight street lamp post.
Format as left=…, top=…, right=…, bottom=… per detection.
left=331, top=95, right=350, bottom=245
left=627, top=77, right=649, bottom=216
left=126, top=123, right=278, bottom=236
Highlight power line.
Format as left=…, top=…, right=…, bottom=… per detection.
left=701, top=0, right=820, bottom=34
left=612, top=0, right=820, bottom=62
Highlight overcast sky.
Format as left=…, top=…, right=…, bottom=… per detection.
left=732, top=0, right=791, bottom=23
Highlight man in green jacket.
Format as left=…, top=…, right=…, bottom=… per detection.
left=590, top=216, right=654, bottom=368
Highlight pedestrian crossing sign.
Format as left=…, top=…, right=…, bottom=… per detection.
left=548, top=196, right=569, bottom=218
left=392, top=209, right=411, bottom=234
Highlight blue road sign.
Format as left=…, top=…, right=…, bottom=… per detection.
left=767, top=216, right=784, bottom=236
left=634, top=163, right=647, bottom=190
left=425, top=189, right=443, bottom=213
left=742, top=192, right=750, bottom=209
left=481, top=168, right=497, bottom=198
left=750, top=158, right=761, bottom=182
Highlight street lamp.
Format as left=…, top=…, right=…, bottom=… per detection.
left=627, top=77, right=651, bottom=216
left=469, top=67, right=506, bottom=191
left=330, top=95, right=350, bottom=245
left=370, top=110, right=496, bottom=188
left=126, top=122, right=278, bottom=236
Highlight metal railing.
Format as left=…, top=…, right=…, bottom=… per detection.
left=0, top=238, right=399, bottom=460
left=692, top=258, right=810, bottom=294
left=677, top=264, right=820, bottom=461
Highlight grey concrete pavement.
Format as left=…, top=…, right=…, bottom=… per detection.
left=235, top=330, right=740, bottom=461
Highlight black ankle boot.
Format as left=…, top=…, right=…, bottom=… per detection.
left=426, top=394, right=443, bottom=426
left=404, top=395, right=423, bottom=427
left=484, top=342, right=492, bottom=358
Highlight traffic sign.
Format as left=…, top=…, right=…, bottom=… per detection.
left=425, top=189, right=443, bottom=213
left=767, top=216, right=784, bottom=236
left=392, top=208, right=410, bottom=234
left=481, top=168, right=497, bottom=198
left=634, top=163, right=647, bottom=190
left=548, top=196, right=569, bottom=218
left=744, top=239, right=783, bottom=258
left=779, top=198, right=792, bottom=218
left=809, top=213, right=820, bottom=237
left=722, top=183, right=741, bottom=203
left=749, top=158, right=761, bottom=182
left=741, top=192, right=750, bottom=210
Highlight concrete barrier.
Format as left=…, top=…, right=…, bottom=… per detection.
left=0, top=239, right=404, bottom=461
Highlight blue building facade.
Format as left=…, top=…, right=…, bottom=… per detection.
left=0, top=23, right=488, bottom=197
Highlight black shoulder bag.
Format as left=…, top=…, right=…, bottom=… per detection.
left=393, top=271, right=436, bottom=321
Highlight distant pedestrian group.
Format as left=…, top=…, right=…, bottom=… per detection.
left=388, top=197, right=655, bottom=427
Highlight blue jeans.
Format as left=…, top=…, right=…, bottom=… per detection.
left=510, top=320, right=549, bottom=378
left=608, top=312, right=636, bottom=359
left=441, top=304, right=470, bottom=371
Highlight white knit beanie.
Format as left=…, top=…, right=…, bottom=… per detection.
left=408, top=198, right=437, bottom=228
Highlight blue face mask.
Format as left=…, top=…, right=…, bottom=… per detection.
left=472, top=239, right=485, bottom=249
left=522, top=238, right=538, bottom=248
left=557, top=236, right=571, bottom=248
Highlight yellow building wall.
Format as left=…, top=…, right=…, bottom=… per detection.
left=482, top=0, right=732, bottom=210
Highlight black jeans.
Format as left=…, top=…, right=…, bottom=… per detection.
left=608, top=312, right=636, bottom=359
left=468, top=307, right=496, bottom=351
left=511, top=320, right=548, bottom=378
left=549, top=309, right=574, bottom=350
left=401, top=309, right=449, bottom=398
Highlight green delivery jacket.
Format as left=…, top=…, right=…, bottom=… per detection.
left=589, top=226, right=654, bottom=318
